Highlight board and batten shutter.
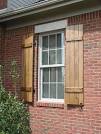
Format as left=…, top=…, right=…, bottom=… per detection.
left=65, top=24, right=84, bottom=105
left=21, top=34, right=33, bottom=102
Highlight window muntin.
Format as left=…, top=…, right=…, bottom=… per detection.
left=39, top=32, right=64, bottom=101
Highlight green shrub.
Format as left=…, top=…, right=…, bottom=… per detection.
left=0, top=86, right=31, bottom=134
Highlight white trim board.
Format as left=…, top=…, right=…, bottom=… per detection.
left=0, top=8, right=8, bottom=14
left=35, top=20, right=67, bottom=33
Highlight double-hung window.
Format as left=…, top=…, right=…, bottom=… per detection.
left=39, top=31, right=64, bottom=102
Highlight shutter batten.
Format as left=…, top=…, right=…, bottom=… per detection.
left=65, top=24, right=84, bottom=105
left=21, top=34, right=33, bottom=102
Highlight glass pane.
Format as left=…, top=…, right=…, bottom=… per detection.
left=57, top=83, right=64, bottom=99
left=49, top=34, right=56, bottom=49
left=42, top=84, right=49, bottom=98
left=49, top=50, right=56, bottom=64
left=42, top=36, right=48, bottom=50
left=50, top=83, right=56, bottom=98
left=57, top=67, right=64, bottom=82
left=50, top=68, right=56, bottom=82
left=43, top=68, right=49, bottom=82
left=57, top=33, right=62, bottom=48
left=42, top=51, right=48, bottom=65
left=57, top=49, right=63, bottom=64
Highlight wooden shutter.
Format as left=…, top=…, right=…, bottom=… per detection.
left=65, top=24, right=84, bottom=105
left=21, top=34, right=33, bottom=102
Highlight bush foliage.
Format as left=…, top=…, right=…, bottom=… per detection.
left=0, top=86, right=31, bottom=134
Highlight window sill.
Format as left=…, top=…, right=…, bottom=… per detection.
left=36, top=101, right=64, bottom=109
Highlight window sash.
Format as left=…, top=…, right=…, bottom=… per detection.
left=40, top=32, right=64, bottom=67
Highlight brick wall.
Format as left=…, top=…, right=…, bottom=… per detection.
left=0, top=27, right=3, bottom=63
left=0, top=0, right=7, bottom=9
left=0, top=11, right=101, bottom=134
left=3, top=26, right=34, bottom=93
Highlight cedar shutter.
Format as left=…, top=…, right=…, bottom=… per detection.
left=65, top=24, right=84, bottom=105
left=21, top=34, right=33, bottom=102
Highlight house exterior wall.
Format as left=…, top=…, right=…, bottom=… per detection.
left=0, top=27, right=3, bottom=63
left=0, top=10, right=101, bottom=134
left=2, top=26, right=34, bottom=93
left=0, top=26, right=5, bottom=66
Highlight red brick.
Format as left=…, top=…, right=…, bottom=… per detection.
left=0, top=0, right=7, bottom=9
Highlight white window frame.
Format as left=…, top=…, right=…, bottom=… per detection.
left=38, top=30, right=64, bottom=103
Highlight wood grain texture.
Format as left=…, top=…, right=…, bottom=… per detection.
left=21, top=35, right=33, bottom=102
left=65, top=24, right=84, bottom=105
left=66, top=24, right=83, bottom=41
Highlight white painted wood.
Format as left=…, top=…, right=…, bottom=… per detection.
left=0, top=8, right=8, bottom=14
left=35, top=20, right=67, bottom=33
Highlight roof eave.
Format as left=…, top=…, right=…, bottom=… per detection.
left=0, top=0, right=84, bottom=22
